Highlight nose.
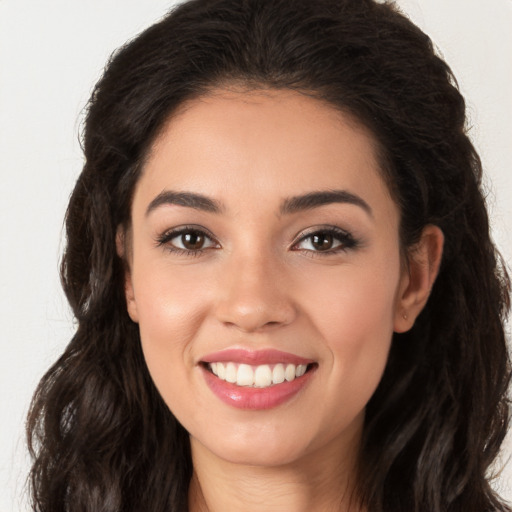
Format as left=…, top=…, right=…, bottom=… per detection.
left=214, top=251, right=297, bottom=333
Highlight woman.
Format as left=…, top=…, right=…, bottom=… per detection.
left=27, top=0, right=511, bottom=510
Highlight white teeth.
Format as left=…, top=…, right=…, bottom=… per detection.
left=216, top=362, right=226, bottom=380
left=296, top=364, right=307, bottom=377
left=207, top=361, right=310, bottom=388
left=285, top=364, right=296, bottom=382
left=225, top=362, right=237, bottom=383
left=254, top=365, right=272, bottom=387
left=237, top=364, right=254, bottom=386
left=272, top=364, right=285, bottom=384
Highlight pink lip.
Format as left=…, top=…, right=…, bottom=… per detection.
left=201, top=348, right=313, bottom=366
left=200, top=351, right=317, bottom=410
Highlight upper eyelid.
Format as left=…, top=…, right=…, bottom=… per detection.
left=292, top=225, right=352, bottom=242
left=290, top=226, right=357, bottom=251
left=159, top=224, right=218, bottom=240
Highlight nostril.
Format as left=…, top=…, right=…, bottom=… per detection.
left=214, top=273, right=297, bottom=332
left=217, top=311, right=295, bottom=333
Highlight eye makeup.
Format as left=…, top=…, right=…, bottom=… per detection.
left=291, top=225, right=359, bottom=256
left=155, top=225, right=220, bottom=256
left=154, top=223, right=361, bottom=258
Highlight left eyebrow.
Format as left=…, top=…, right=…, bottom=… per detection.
left=280, top=190, right=373, bottom=217
left=145, top=190, right=224, bottom=216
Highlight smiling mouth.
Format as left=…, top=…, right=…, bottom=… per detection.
left=203, top=362, right=316, bottom=388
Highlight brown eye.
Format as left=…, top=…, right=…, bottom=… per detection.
left=311, top=233, right=334, bottom=251
left=158, top=227, right=218, bottom=254
left=181, top=232, right=205, bottom=250
left=293, top=227, right=357, bottom=254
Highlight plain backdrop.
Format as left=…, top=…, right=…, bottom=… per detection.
left=1, top=1, right=511, bottom=510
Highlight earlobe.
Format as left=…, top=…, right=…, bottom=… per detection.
left=116, top=226, right=139, bottom=324
left=394, top=225, right=444, bottom=333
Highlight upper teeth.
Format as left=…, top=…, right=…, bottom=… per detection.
left=209, top=362, right=307, bottom=388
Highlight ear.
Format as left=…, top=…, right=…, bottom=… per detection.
left=116, top=226, right=139, bottom=323
left=394, top=225, right=444, bottom=333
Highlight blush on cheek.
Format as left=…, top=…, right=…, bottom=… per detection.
left=317, top=286, right=395, bottom=398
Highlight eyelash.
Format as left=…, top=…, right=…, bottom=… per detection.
left=156, top=225, right=359, bottom=257
left=291, top=226, right=358, bottom=256
left=156, top=225, right=219, bottom=256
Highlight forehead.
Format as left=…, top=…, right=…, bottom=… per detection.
left=137, top=88, right=396, bottom=220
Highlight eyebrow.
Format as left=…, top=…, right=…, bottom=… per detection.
left=145, top=188, right=372, bottom=218
left=145, top=190, right=223, bottom=216
left=280, top=190, right=372, bottom=217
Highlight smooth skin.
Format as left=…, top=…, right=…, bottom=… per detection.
left=119, top=88, right=443, bottom=512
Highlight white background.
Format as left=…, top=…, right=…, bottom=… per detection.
left=0, top=1, right=511, bottom=510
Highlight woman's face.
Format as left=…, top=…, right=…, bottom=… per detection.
left=123, top=89, right=411, bottom=467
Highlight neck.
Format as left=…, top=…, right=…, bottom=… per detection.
left=188, top=433, right=365, bottom=512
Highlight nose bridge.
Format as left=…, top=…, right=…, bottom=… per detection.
left=214, top=245, right=296, bottom=332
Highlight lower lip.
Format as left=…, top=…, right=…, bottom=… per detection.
left=201, top=365, right=316, bottom=410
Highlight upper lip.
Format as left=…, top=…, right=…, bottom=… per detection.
left=200, top=348, right=314, bottom=366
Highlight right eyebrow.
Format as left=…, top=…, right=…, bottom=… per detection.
left=145, top=190, right=224, bottom=217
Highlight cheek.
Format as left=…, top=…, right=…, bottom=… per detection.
left=300, top=256, right=400, bottom=412
left=302, top=252, right=400, bottom=340
left=131, top=260, right=213, bottom=395
left=134, top=256, right=213, bottom=333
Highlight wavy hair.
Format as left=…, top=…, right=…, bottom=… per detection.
left=27, top=0, right=511, bottom=510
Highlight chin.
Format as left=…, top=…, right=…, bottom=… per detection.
left=203, top=435, right=311, bottom=467
left=188, top=413, right=349, bottom=469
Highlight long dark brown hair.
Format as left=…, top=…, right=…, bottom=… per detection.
left=27, top=0, right=511, bottom=510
